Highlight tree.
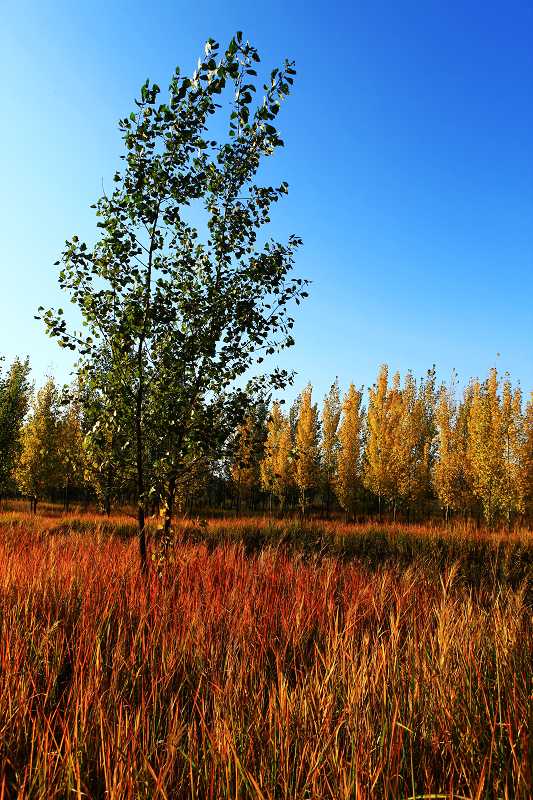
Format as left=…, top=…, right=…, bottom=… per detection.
left=58, top=398, right=86, bottom=512
left=78, top=364, right=134, bottom=515
left=231, top=404, right=267, bottom=512
left=396, top=369, right=436, bottom=520
left=0, top=357, right=31, bottom=499
left=467, top=369, right=505, bottom=526
left=335, top=383, right=364, bottom=519
left=295, top=384, right=320, bottom=515
left=15, top=378, right=63, bottom=512
left=320, top=379, right=341, bottom=516
left=260, top=401, right=293, bottom=512
left=523, top=393, right=533, bottom=520
left=40, top=34, right=307, bottom=571
left=500, top=379, right=526, bottom=527
left=363, top=365, right=402, bottom=519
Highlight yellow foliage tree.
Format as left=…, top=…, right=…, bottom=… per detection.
left=395, top=370, right=436, bottom=519
left=500, top=380, right=526, bottom=526
left=295, top=384, right=320, bottom=515
left=467, top=369, right=505, bottom=526
left=15, top=378, right=63, bottom=513
left=434, top=381, right=475, bottom=520
left=321, top=379, right=341, bottom=516
left=523, top=393, right=533, bottom=518
left=363, top=365, right=403, bottom=519
left=260, top=402, right=293, bottom=512
left=335, top=384, right=363, bottom=519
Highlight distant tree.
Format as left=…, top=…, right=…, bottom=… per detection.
left=295, top=385, right=320, bottom=515
left=0, top=357, right=31, bottom=499
left=363, top=365, right=402, bottom=519
left=77, top=363, right=133, bottom=515
left=396, top=369, right=436, bottom=520
left=260, top=401, right=293, bottom=512
left=58, top=398, right=86, bottom=512
left=231, top=404, right=267, bottom=512
left=320, top=379, right=341, bottom=516
left=467, top=369, right=505, bottom=527
left=335, top=383, right=364, bottom=519
left=16, top=378, right=62, bottom=512
left=40, top=34, right=307, bottom=571
left=434, top=384, right=460, bottom=521
left=500, top=379, right=526, bottom=527
left=523, top=392, right=533, bottom=520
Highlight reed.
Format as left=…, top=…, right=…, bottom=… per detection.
left=0, top=513, right=531, bottom=798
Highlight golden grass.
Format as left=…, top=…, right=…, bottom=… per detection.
left=0, top=513, right=531, bottom=798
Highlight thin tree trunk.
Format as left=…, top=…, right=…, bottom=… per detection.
left=164, top=475, right=177, bottom=538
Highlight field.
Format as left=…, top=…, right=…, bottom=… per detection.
left=0, top=509, right=531, bottom=799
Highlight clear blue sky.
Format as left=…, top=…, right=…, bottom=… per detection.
left=2, top=0, right=532, bottom=403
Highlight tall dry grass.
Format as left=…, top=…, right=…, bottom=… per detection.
left=0, top=514, right=531, bottom=798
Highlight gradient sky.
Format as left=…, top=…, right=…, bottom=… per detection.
left=1, top=0, right=532, bottom=403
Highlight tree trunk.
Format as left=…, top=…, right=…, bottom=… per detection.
left=164, top=476, right=177, bottom=538
left=136, top=394, right=147, bottom=575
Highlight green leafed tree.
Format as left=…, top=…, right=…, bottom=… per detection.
left=39, top=34, right=307, bottom=571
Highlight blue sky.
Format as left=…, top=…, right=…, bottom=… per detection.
left=1, top=0, right=532, bottom=403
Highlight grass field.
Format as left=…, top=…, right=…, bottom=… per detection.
left=0, top=510, right=531, bottom=798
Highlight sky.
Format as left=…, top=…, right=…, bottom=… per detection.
left=1, top=0, right=532, bottom=404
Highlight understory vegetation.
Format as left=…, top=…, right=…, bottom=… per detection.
left=0, top=510, right=531, bottom=798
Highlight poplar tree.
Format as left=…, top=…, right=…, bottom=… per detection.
left=363, top=365, right=402, bottom=519
left=396, top=370, right=436, bottom=520
left=500, top=379, right=526, bottom=526
left=295, top=384, right=320, bottom=515
left=231, top=406, right=266, bottom=511
left=59, top=400, right=86, bottom=512
left=434, top=385, right=459, bottom=520
left=16, top=378, right=63, bottom=512
left=40, top=34, right=307, bottom=571
left=467, top=369, right=505, bottom=526
left=523, top=393, right=533, bottom=519
left=0, top=357, right=31, bottom=499
left=335, top=383, right=364, bottom=519
left=260, top=401, right=292, bottom=512
left=320, top=378, right=341, bottom=516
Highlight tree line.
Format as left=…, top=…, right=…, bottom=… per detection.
left=1, top=357, right=531, bottom=527
left=253, top=366, right=532, bottom=527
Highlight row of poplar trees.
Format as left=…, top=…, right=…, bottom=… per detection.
left=234, top=365, right=533, bottom=526
left=2, top=357, right=532, bottom=527
left=0, top=362, right=95, bottom=513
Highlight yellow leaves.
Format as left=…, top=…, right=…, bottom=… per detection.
left=295, top=385, right=320, bottom=511
left=260, top=402, right=293, bottom=508
left=467, top=368, right=526, bottom=525
left=336, top=384, right=363, bottom=516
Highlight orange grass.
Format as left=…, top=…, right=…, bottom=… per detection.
left=0, top=514, right=531, bottom=798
